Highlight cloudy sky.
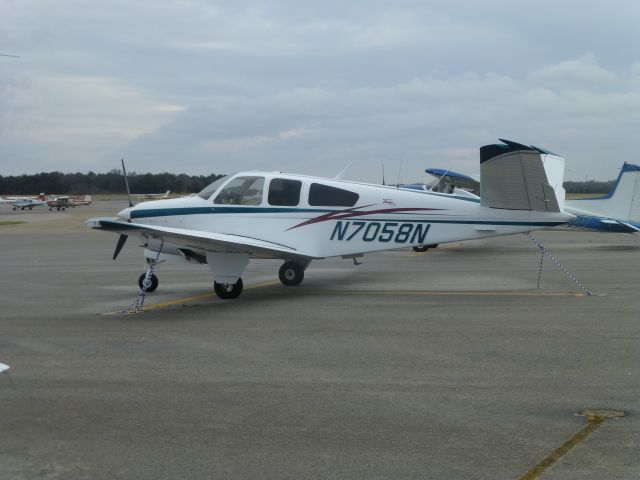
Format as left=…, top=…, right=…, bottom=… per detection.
left=1, top=1, right=639, bottom=182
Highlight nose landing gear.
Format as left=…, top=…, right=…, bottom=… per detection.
left=138, top=273, right=159, bottom=292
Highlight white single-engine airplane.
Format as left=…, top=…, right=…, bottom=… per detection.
left=0, top=196, right=47, bottom=211
left=136, top=190, right=171, bottom=201
left=87, top=140, right=574, bottom=299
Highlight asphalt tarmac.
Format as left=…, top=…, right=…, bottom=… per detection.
left=0, top=201, right=638, bottom=479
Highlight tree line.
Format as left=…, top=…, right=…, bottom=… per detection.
left=0, top=171, right=225, bottom=195
left=563, top=180, right=615, bottom=195
left=0, top=170, right=615, bottom=195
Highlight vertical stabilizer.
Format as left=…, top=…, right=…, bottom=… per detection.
left=479, top=139, right=565, bottom=212
left=566, top=163, right=640, bottom=222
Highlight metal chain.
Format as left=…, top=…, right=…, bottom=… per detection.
left=536, top=247, right=544, bottom=289
left=526, top=233, right=593, bottom=296
left=122, top=241, right=164, bottom=314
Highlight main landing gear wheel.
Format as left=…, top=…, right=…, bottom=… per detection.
left=279, top=261, right=304, bottom=286
left=138, top=273, right=159, bottom=292
left=214, top=278, right=243, bottom=299
left=412, top=243, right=439, bottom=253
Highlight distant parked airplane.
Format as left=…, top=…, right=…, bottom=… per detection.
left=565, top=163, right=640, bottom=233
left=0, top=196, right=47, bottom=211
left=136, top=190, right=171, bottom=201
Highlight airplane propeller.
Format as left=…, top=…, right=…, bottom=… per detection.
left=113, top=233, right=128, bottom=260
left=113, top=158, right=133, bottom=260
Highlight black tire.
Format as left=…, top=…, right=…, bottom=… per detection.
left=138, top=273, right=159, bottom=292
left=412, top=243, right=439, bottom=253
left=28, top=206, right=33, bottom=210
left=214, top=278, right=243, bottom=299
left=279, top=261, right=304, bottom=286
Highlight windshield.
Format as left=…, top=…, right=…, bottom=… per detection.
left=198, top=175, right=231, bottom=200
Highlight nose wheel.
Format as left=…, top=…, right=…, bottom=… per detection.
left=214, top=278, right=243, bottom=299
left=279, top=261, right=305, bottom=286
left=138, top=273, right=159, bottom=292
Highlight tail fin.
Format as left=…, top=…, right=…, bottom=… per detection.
left=479, top=139, right=565, bottom=212
left=566, top=163, right=640, bottom=222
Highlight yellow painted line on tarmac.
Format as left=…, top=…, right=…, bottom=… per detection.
left=142, top=280, right=281, bottom=311
left=142, top=292, right=216, bottom=311
left=109, top=283, right=584, bottom=315
left=316, top=290, right=584, bottom=297
left=107, top=280, right=281, bottom=315
left=517, top=410, right=625, bottom=480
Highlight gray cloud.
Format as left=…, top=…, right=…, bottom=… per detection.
left=1, top=1, right=639, bottom=181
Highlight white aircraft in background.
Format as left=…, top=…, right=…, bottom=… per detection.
left=565, top=163, right=640, bottom=233
left=0, top=362, right=12, bottom=388
left=136, top=190, right=171, bottom=201
left=87, top=140, right=573, bottom=300
left=0, top=196, right=47, bottom=211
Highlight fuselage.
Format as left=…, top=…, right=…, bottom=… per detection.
left=118, top=171, right=573, bottom=259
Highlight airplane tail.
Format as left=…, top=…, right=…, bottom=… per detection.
left=479, top=139, right=566, bottom=212
left=566, top=163, right=640, bottom=222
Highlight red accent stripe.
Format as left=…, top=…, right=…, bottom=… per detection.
left=288, top=206, right=443, bottom=230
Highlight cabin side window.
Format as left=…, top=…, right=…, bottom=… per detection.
left=268, top=178, right=302, bottom=206
left=214, top=176, right=265, bottom=205
left=308, top=183, right=359, bottom=207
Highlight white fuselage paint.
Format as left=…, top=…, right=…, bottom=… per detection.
left=122, top=172, right=573, bottom=260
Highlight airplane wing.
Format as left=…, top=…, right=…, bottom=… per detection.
left=425, top=168, right=480, bottom=191
left=601, top=219, right=640, bottom=232
left=425, top=168, right=480, bottom=193
left=86, top=218, right=313, bottom=260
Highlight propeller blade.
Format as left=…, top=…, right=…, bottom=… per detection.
left=121, top=158, right=133, bottom=207
left=113, top=234, right=128, bottom=260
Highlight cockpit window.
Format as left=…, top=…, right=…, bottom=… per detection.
left=198, top=175, right=230, bottom=200
left=214, top=176, right=265, bottom=205
left=268, top=178, right=302, bottom=206
left=308, top=183, right=359, bottom=207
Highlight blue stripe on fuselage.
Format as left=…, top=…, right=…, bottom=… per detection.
left=130, top=206, right=564, bottom=227
left=130, top=206, right=330, bottom=219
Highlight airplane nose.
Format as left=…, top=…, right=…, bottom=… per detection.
left=118, top=207, right=132, bottom=221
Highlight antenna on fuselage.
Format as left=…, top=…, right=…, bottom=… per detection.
left=396, top=152, right=404, bottom=189
left=334, top=162, right=353, bottom=180
left=382, top=161, right=386, bottom=186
